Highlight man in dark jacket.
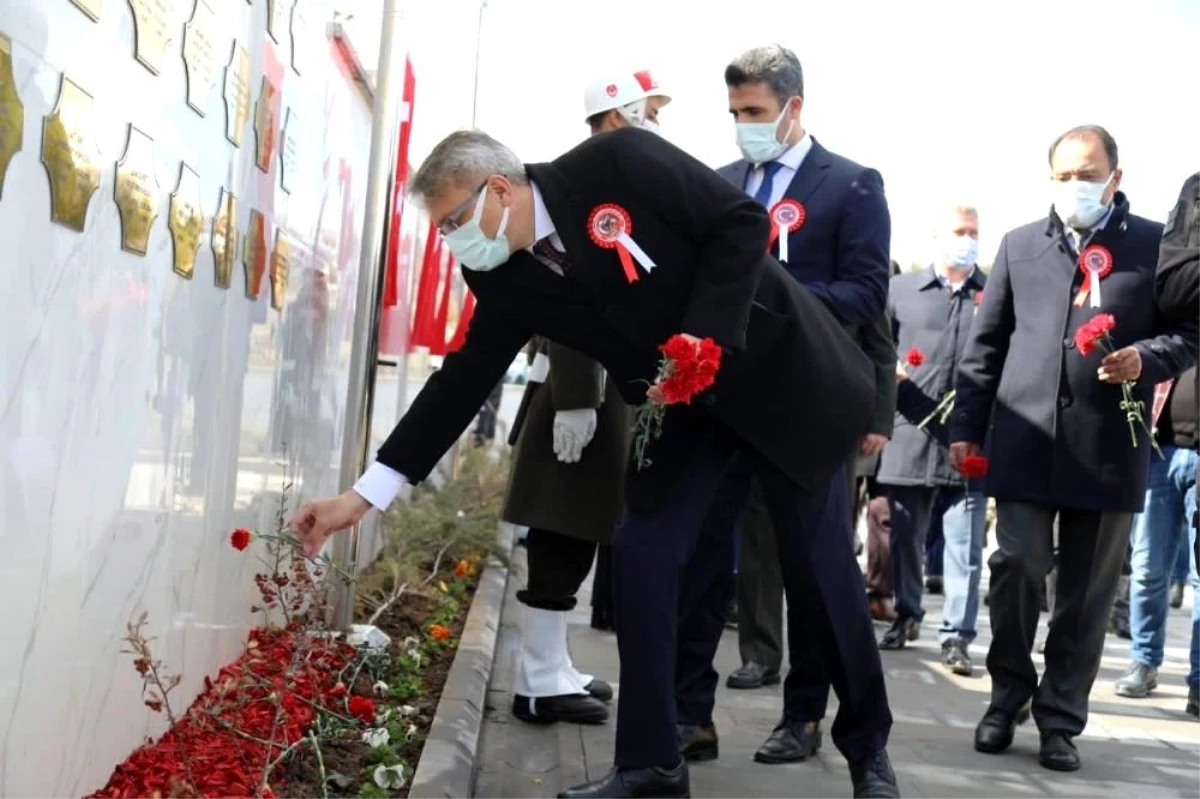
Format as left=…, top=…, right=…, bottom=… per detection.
left=290, top=127, right=898, bottom=798
left=877, top=206, right=987, bottom=678
left=951, top=126, right=1197, bottom=772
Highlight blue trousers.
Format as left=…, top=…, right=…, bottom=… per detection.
left=615, top=434, right=891, bottom=767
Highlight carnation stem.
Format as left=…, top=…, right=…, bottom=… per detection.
left=309, top=731, right=330, bottom=799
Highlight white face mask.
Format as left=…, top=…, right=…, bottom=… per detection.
left=1052, top=175, right=1113, bottom=230
left=640, top=117, right=662, bottom=135
left=443, top=186, right=511, bottom=272
left=941, top=234, right=979, bottom=269
left=735, top=100, right=795, bottom=165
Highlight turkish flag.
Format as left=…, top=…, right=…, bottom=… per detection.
left=409, top=225, right=442, bottom=349
left=428, top=254, right=457, bottom=356
left=446, top=290, right=476, bottom=352
left=383, top=54, right=417, bottom=309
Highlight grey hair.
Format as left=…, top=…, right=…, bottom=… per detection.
left=409, top=130, right=528, bottom=203
left=724, top=45, right=804, bottom=102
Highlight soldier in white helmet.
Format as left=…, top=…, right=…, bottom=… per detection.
left=500, top=70, right=671, bottom=726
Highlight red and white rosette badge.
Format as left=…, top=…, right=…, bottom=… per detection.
left=1074, top=244, right=1113, bottom=308
left=588, top=203, right=656, bottom=283
left=767, top=199, right=806, bottom=262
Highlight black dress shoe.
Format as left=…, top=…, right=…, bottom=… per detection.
left=512, top=693, right=608, bottom=724
left=1039, top=732, right=1081, bottom=771
left=725, top=661, right=780, bottom=689
left=849, top=749, right=900, bottom=798
left=586, top=679, right=614, bottom=702
left=558, top=763, right=689, bottom=798
left=753, top=720, right=822, bottom=764
left=973, top=703, right=1030, bottom=753
left=677, top=723, right=718, bottom=762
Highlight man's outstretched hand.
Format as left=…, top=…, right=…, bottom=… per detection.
left=290, top=491, right=373, bottom=558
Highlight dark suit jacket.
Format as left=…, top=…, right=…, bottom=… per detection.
left=951, top=193, right=1198, bottom=512
left=378, top=128, right=874, bottom=507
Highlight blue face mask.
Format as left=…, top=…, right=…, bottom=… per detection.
left=443, top=186, right=511, bottom=271
left=735, top=100, right=795, bottom=165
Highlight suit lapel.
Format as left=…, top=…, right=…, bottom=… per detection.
left=721, top=160, right=752, bottom=192
left=781, top=138, right=831, bottom=205
left=525, top=162, right=610, bottom=298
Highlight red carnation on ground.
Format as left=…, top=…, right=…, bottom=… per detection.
left=230, top=528, right=252, bottom=551
left=905, top=347, right=925, bottom=368
left=348, top=696, right=376, bottom=724
left=958, top=454, right=989, bottom=479
left=633, top=335, right=723, bottom=470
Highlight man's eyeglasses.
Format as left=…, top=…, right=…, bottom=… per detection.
left=437, top=180, right=489, bottom=236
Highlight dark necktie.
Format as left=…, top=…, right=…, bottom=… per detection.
left=533, top=237, right=570, bottom=273
left=752, top=161, right=784, bottom=208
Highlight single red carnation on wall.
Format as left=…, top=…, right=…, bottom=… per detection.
left=958, top=454, right=989, bottom=479
left=230, top=528, right=252, bottom=551
left=348, top=696, right=376, bottom=724
left=905, top=347, right=925, bottom=368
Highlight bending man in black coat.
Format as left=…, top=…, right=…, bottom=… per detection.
left=289, top=127, right=898, bottom=798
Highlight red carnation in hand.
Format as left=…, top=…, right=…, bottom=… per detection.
left=230, top=528, right=253, bottom=551
left=348, top=696, right=376, bottom=724
left=1072, top=313, right=1116, bottom=356
left=958, top=454, right=989, bottom=479
left=905, top=347, right=925, bottom=368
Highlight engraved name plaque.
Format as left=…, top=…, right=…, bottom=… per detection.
left=270, top=229, right=289, bottom=310
left=223, top=42, right=250, bottom=147
left=114, top=124, right=161, bottom=255
left=279, top=107, right=298, bottom=193
left=0, top=35, right=24, bottom=200
left=267, top=0, right=291, bottom=43
left=168, top=162, right=203, bottom=278
left=289, top=0, right=307, bottom=74
left=211, top=187, right=238, bottom=288
left=128, top=0, right=173, bottom=75
left=244, top=208, right=267, bottom=299
left=70, top=0, right=103, bottom=21
left=253, top=76, right=278, bottom=173
left=183, top=0, right=217, bottom=115
left=41, top=76, right=103, bottom=232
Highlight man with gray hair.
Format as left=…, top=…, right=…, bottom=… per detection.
left=289, top=125, right=898, bottom=797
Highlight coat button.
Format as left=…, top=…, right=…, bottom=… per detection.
left=1058, top=396, right=1071, bottom=409
left=1063, top=337, right=1075, bottom=350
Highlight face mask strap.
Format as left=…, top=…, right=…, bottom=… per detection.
left=470, top=183, right=489, bottom=224
left=495, top=205, right=510, bottom=239
left=775, top=98, right=796, bottom=144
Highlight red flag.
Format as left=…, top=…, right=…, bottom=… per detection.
left=428, top=254, right=457, bottom=356
left=383, top=55, right=416, bottom=308
left=446, top=290, right=476, bottom=352
left=409, top=224, right=442, bottom=349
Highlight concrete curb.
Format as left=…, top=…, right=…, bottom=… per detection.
left=409, top=524, right=515, bottom=799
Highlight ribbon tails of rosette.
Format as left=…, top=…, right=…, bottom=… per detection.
left=1073, top=244, right=1113, bottom=308
left=767, top=199, right=806, bottom=263
left=588, top=203, right=657, bottom=283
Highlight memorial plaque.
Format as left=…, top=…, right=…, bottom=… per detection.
left=267, top=0, right=291, bottom=44
left=222, top=42, right=250, bottom=147
left=279, top=108, right=298, bottom=193
left=40, top=75, right=103, bottom=232
left=211, top=187, right=237, bottom=288
left=128, top=0, right=173, bottom=76
left=0, top=35, right=24, bottom=201
left=243, top=208, right=267, bottom=299
left=269, top=229, right=289, bottom=310
left=289, top=0, right=307, bottom=74
left=114, top=124, right=161, bottom=255
left=183, top=0, right=216, bottom=115
left=253, top=76, right=278, bottom=173
left=168, top=162, right=203, bottom=278
left=70, top=0, right=102, bottom=21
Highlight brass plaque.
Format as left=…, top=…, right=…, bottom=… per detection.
left=222, top=42, right=250, bottom=147
left=114, top=125, right=161, bottom=255
left=211, top=187, right=237, bottom=288
left=183, top=0, right=216, bottom=115
left=41, top=76, right=103, bottom=232
left=270, top=229, right=289, bottom=310
left=0, top=35, right=24, bottom=200
left=243, top=208, right=267, bottom=299
left=289, top=0, right=306, bottom=74
left=253, top=76, right=278, bottom=173
left=168, top=163, right=203, bottom=278
left=70, top=0, right=102, bottom=20
left=279, top=107, right=298, bottom=193
left=267, top=0, right=291, bottom=43
left=128, top=0, right=173, bottom=76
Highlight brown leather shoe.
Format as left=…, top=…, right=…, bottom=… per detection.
left=868, top=597, right=896, bottom=622
left=677, top=723, right=718, bottom=762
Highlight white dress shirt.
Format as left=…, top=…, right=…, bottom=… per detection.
left=353, top=181, right=564, bottom=511
left=742, top=133, right=813, bottom=209
left=1062, top=204, right=1115, bottom=254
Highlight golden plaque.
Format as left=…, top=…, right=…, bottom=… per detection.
left=114, top=124, right=161, bottom=255
left=0, top=35, right=24, bottom=200
left=289, top=0, right=307, bottom=74
left=70, top=0, right=102, bottom=20
left=244, top=208, right=268, bottom=299
left=211, top=187, right=238, bottom=288
left=270, top=230, right=289, bottom=310
left=183, top=0, right=216, bottom=115
left=222, top=42, right=250, bottom=147
left=253, top=77, right=279, bottom=173
left=41, top=75, right=103, bottom=232
left=279, top=108, right=298, bottom=193
left=128, top=0, right=173, bottom=75
left=168, top=163, right=203, bottom=278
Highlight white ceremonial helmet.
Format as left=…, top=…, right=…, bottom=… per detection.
left=583, top=69, right=671, bottom=127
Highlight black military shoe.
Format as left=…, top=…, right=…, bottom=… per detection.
left=677, top=723, right=718, bottom=762
left=754, top=720, right=822, bottom=764
left=512, top=693, right=608, bottom=725
left=1039, top=732, right=1081, bottom=771
left=974, top=703, right=1030, bottom=753
left=725, top=661, right=780, bottom=689
left=849, top=749, right=900, bottom=798
left=558, top=762, right=689, bottom=798
left=879, top=617, right=919, bottom=650
left=586, top=679, right=614, bottom=702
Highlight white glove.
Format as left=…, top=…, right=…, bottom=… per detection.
left=553, top=408, right=597, bottom=464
